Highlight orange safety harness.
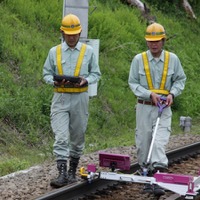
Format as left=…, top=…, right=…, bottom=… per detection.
left=142, top=51, right=170, bottom=95
left=54, top=43, right=88, bottom=93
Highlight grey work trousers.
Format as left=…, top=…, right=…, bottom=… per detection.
left=50, top=92, right=89, bottom=161
left=135, top=103, right=172, bottom=168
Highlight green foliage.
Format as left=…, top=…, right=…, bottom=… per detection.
left=2, top=0, right=62, bottom=33
left=0, top=0, right=200, bottom=175
left=0, top=158, right=29, bottom=176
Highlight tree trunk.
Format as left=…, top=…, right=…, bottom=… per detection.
left=126, top=0, right=145, bottom=12
left=182, top=0, right=197, bottom=19
left=122, top=0, right=156, bottom=25
left=122, top=0, right=197, bottom=20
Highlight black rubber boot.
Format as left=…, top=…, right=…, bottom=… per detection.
left=68, top=157, right=80, bottom=184
left=141, top=168, right=154, bottom=194
left=153, top=184, right=165, bottom=196
left=142, top=184, right=153, bottom=194
left=50, top=160, right=68, bottom=188
left=153, top=167, right=167, bottom=196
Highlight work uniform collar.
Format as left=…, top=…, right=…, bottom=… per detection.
left=147, top=50, right=165, bottom=62
left=62, top=41, right=82, bottom=51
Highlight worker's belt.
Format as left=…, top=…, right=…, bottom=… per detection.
left=138, top=100, right=156, bottom=106
left=54, top=86, right=88, bottom=93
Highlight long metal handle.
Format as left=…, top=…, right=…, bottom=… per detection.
left=146, top=117, right=161, bottom=164
left=146, top=97, right=167, bottom=164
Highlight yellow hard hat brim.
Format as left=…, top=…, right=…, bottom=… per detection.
left=62, top=29, right=82, bottom=35
left=145, top=37, right=164, bottom=41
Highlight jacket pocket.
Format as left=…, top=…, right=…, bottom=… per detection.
left=138, top=70, right=148, bottom=88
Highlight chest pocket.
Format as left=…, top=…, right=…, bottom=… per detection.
left=138, top=69, right=148, bottom=88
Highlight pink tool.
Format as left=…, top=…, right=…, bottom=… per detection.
left=80, top=152, right=200, bottom=198
left=99, top=152, right=130, bottom=171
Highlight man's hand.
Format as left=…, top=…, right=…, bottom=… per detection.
left=166, top=93, right=173, bottom=106
left=150, top=92, right=173, bottom=106
left=54, top=76, right=88, bottom=87
left=72, top=77, right=88, bottom=87
left=150, top=92, right=160, bottom=106
left=80, top=77, right=87, bottom=86
left=54, top=79, right=66, bottom=86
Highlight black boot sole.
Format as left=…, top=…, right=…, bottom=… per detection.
left=154, top=188, right=165, bottom=196
left=50, top=181, right=68, bottom=188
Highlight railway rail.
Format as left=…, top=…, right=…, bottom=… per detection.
left=36, top=142, right=200, bottom=200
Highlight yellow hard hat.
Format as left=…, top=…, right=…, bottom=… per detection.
left=60, top=14, right=82, bottom=35
left=145, top=23, right=166, bottom=41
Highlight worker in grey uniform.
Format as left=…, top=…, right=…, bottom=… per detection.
left=128, top=22, right=186, bottom=196
left=43, top=13, right=101, bottom=188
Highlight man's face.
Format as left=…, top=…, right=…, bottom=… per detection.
left=63, top=33, right=80, bottom=48
left=146, top=39, right=164, bottom=57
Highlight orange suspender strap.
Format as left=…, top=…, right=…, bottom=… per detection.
left=160, top=51, right=169, bottom=90
left=56, top=44, right=65, bottom=90
left=74, top=43, right=87, bottom=76
left=54, top=43, right=88, bottom=93
left=56, top=44, right=63, bottom=75
left=142, top=52, right=154, bottom=90
left=142, top=51, right=170, bottom=95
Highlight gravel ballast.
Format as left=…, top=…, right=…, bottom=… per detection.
left=0, top=133, right=200, bottom=200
